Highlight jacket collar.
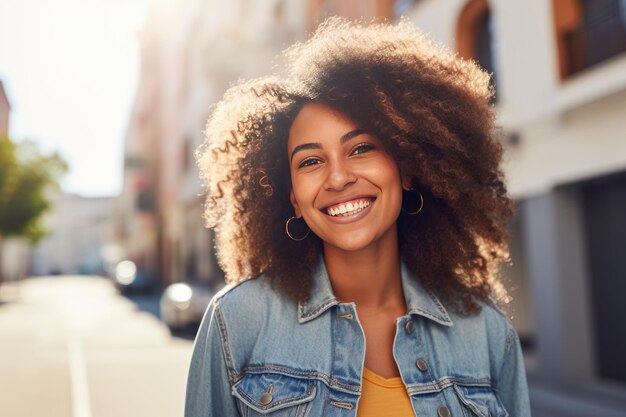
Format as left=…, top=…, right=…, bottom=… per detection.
left=297, top=256, right=453, bottom=326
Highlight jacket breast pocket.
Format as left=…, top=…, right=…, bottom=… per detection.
left=453, top=385, right=509, bottom=417
left=232, top=372, right=317, bottom=417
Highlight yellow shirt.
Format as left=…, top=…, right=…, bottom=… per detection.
left=357, top=368, right=414, bottom=417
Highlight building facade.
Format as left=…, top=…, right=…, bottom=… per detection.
left=121, top=0, right=307, bottom=289
left=402, top=0, right=626, bottom=415
left=0, top=81, right=9, bottom=136
left=30, top=192, right=116, bottom=276
left=0, top=79, right=26, bottom=283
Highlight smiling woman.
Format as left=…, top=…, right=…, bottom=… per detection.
left=186, top=17, right=530, bottom=417
left=288, top=102, right=406, bottom=254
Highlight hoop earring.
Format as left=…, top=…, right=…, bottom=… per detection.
left=402, top=190, right=424, bottom=215
left=285, top=216, right=310, bottom=241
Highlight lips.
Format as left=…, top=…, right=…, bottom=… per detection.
left=322, top=197, right=376, bottom=217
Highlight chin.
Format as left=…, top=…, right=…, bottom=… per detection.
left=323, top=234, right=377, bottom=253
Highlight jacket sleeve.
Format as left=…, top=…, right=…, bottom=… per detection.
left=496, top=325, right=532, bottom=417
left=185, top=299, right=241, bottom=417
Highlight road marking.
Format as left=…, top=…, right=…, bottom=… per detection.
left=67, top=336, right=92, bottom=417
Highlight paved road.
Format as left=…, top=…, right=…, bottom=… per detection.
left=0, top=276, right=194, bottom=417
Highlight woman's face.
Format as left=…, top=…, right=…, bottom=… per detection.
left=288, top=102, right=408, bottom=252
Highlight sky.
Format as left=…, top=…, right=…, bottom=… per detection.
left=0, top=0, right=148, bottom=197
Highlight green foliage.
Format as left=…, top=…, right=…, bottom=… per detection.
left=0, top=135, right=67, bottom=243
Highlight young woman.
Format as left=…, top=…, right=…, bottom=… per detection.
left=185, top=18, right=531, bottom=417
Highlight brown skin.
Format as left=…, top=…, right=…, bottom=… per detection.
left=288, top=102, right=410, bottom=377
left=326, top=244, right=406, bottom=378
left=288, top=103, right=407, bottom=254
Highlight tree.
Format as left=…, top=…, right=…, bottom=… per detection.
left=0, top=135, right=67, bottom=284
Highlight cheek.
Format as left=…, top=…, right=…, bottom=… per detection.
left=375, top=165, right=404, bottom=213
left=366, top=160, right=403, bottom=191
left=291, top=176, right=316, bottom=208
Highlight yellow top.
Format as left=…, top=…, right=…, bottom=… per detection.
left=357, top=368, right=414, bottom=417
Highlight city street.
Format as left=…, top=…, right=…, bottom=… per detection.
left=0, top=276, right=194, bottom=417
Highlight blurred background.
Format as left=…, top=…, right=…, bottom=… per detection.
left=0, top=0, right=625, bottom=416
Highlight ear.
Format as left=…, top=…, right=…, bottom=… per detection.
left=289, top=189, right=302, bottom=218
left=401, top=175, right=413, bottom=191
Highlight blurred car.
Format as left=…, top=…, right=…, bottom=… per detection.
left=113, top=260, right=156, bottom=294
left=160, top=281, right=218, bottom=331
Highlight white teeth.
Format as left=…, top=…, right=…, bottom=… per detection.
left=326, top=199, right=373, bottom=217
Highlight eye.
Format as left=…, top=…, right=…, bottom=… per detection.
left=351, top=143, right=375, bottom=156
left=298, top=157, right=321, bottom=169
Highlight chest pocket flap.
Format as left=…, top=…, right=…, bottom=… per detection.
left=453, top=385, right=509, bottom=417
left=233, top=371, right=317, bottom=415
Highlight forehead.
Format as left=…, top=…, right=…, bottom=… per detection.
left=287, top=102, right=359, bottom=148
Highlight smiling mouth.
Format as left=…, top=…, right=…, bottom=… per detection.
left=323, top=197, right=376, bottom=217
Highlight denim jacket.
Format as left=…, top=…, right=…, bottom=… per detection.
left=185, top=257, right=531, bottom=417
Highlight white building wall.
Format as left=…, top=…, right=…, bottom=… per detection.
left=406, top=0, right=626, bottom=413
left=407, top=0, right=626, bottom=198
left=31, top=193, right=115, bottom=276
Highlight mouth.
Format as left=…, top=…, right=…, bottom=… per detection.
left=322, top=197, right=376, bottom=217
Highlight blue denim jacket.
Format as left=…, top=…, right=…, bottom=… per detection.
left=185, top=257, right=531, bottom=417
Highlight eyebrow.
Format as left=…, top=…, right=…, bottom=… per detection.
left=290, top=129, right=366, bottom=163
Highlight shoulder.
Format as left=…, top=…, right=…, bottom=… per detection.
left=479, top=299, right=519, bottom=351
left=213, top=273, right=280, bottom=306
left=200, top=274, right=309, bottom=376
left=209, top=274, right=298, bottom=325
left=447, top=298, right=518, bottom=354
left=435, top=298, right=521, bottom=381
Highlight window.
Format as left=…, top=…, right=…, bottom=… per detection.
left=456, top=0, right=499, bottom=102
left=554, top=0, right=626, bottom=78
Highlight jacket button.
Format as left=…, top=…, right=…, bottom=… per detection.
left=260, top=392, right=273, bottom=405
left=416, top=358, right=428, bottom=372
left=404, top=319, right=414, bottom=334
left=437, top=406, right=451, bottom=417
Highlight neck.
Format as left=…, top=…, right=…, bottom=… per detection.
left=323, top=225, right=405, bottom=312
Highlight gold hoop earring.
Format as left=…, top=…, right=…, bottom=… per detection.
left=402, top=190, right=424, bottom=215
left=285, top=216, right=310, bottom=241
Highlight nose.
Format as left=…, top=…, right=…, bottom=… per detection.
left=323, top=160, right=357, bottom=191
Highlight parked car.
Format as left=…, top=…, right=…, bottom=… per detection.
left=160, top=281, right=218, bottom=331
left=113, top=260, right=155, bottom=294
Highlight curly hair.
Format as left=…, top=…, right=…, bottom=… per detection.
left=197, top=18, right=514, bottom=314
